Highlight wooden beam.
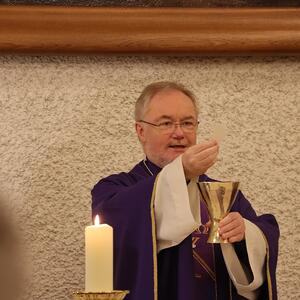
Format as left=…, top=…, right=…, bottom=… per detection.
left=0, top=5, right=300, bottom=55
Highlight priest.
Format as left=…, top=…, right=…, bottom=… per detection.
left=92, top=81, right=279, bottom=300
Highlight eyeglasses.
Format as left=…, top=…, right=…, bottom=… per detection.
left=138, top=119, right=199, bottom=133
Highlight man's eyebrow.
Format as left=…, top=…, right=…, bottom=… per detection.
left=181, top=116, right=197, bottom=121
left=154, top=115, right=196, bottom=122
left=153, top=115, right=173, bottom=122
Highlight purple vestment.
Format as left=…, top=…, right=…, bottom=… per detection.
left=92, top=159, right=279, bottom=300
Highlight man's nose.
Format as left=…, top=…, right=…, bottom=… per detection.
left=171, top=124, right=185, bottom=138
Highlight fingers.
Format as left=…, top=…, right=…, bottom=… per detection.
left=220, top=226, right=244, bottom=243
left=219, top=212, right=240, bottom=227
left=192, top=140, right=219, bottom=163
left=197, top=153, right=218, bottom=170
left=227, top=234, right=245, bottom=243
left=189, top=139, right=219, bottom=155
left=185, top=146, right=218, bottom=167
left=198, top=139, right=218, bottom=150
left=193, top=144, right=219, bottom=161
left=205, top=220, right=211, bottom=229
left=219, top=212, right=245, bottom=243
left=182, top=140, right=219, bottom=179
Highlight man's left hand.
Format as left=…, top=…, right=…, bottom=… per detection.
left=218, top=212, right=245, bottom=243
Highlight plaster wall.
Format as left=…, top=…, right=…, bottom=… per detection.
left=0, top=55, right=299, bottom=299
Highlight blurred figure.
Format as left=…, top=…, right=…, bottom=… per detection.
left=0, top=194, right=23, bottom=300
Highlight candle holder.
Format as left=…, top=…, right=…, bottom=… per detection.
left=73, top=291, right=129, bottom=300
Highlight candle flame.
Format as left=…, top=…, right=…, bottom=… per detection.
left=94, top=215, right=100, bottom=226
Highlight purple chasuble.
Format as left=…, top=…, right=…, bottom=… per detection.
left=192, top=201, right=216, bottom=299
left=91, top=159, right=279, bottom=300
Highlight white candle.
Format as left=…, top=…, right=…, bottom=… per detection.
left=85, top=215, right=113, bottom=292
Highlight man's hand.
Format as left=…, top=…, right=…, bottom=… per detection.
left=182, top=140, right=219, bottom=180
left=218, top=212, right=245, bottom=243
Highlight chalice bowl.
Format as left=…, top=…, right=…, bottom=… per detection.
left=197, top=181, right=239, bottom=243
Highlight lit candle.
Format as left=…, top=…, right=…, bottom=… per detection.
left=85, top=215, right=113, bottom=292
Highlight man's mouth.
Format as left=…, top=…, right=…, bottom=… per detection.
left=169, top=145, right=186, bottom=149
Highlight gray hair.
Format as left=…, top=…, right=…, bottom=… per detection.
left=134, top=81, right=199, bottom=121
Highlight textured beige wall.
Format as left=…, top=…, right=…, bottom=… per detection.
left=0, top=55, right=299, bottom=300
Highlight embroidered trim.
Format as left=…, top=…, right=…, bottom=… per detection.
left=143, top=159, right=154, bottom=176
left=193, top=249, right=216, bottom=281
left=261, top=232, right=273, bottom=300
left=150, top=175, right=159, bottom=300
left=212, top=245, right=218, bottom=300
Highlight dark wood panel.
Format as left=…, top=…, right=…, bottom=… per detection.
left=0, top=5, right=300, bottom=55
left=1, top=1, right=300, bottom=7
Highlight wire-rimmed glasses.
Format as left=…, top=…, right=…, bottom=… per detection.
left=138, top=119, right=199, bottom=134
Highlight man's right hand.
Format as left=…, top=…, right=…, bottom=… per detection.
left=182, top=140, right=219, bottom=180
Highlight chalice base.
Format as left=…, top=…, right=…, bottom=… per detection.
left=73, top=291, right=129, bottom=300
left=207, top=223, right=229, bottom=244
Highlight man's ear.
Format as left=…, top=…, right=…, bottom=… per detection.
left=135, top=122, right=146, bottom=143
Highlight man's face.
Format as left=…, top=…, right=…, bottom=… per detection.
left=136, top=89, right=198, bottom=167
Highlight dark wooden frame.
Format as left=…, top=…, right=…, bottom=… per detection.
left=0, top=5, right=300, bottom=55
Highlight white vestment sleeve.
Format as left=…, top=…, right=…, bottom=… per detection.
left=155, top=155, right=200, bottom=252
left=220, top=219, right=267, bottom=300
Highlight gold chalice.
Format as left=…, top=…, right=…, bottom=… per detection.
left=197, top=181, right=239, bottom=243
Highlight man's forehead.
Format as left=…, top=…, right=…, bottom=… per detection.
left=149, top=89, right=195, bottom=107
left=145, top=90, right=197, bottom=118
